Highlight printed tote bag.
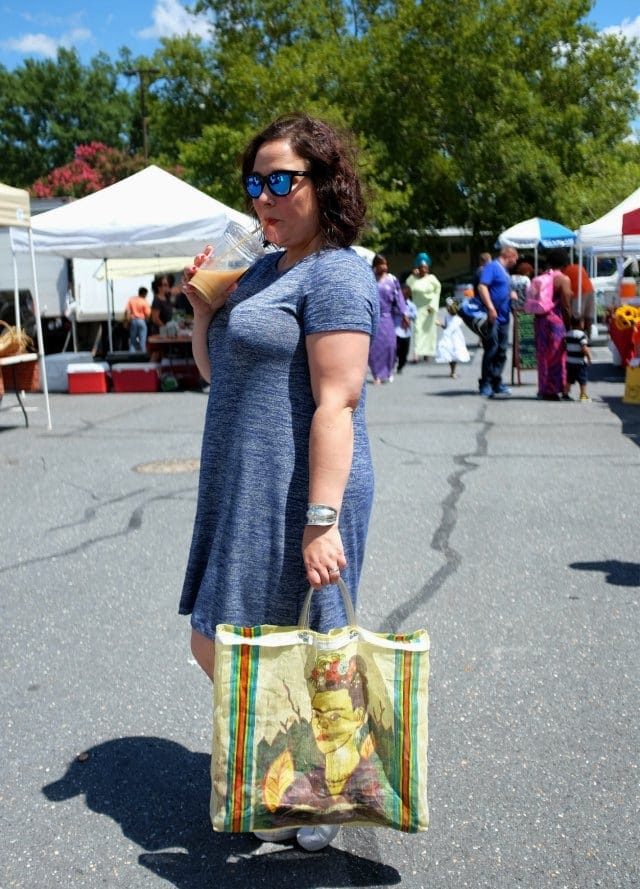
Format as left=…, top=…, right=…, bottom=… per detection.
left=211, top=579, right=430, bottom=833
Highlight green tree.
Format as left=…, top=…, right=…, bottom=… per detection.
left=0, top=49, right=134, bottom=187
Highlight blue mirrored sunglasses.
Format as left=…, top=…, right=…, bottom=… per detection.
left=243, top=169, right=312, bottom=199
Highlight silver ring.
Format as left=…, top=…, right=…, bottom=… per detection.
left=328, top=566, right=340, bottom=575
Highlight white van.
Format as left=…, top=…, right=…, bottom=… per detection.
left=589, top=256, right=640, bottom=309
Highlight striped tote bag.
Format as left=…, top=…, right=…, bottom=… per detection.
left=211, top=580, right=430, bottom=833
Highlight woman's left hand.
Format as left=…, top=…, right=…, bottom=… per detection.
left=303, top=525, right=348, bottom=588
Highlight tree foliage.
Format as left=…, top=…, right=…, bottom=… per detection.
left=30, top=142, right=147, bottom=198
left=1, top=0, right=639, bottom=252
left=0, top=49, right=133, bottom=187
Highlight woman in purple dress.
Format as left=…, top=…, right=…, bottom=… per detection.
left=368, top=254, right=408, bottom=383
left=533, top=249, right=572, bottom=400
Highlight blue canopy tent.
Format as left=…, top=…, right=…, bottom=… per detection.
left=497, top=216, right=576, bottom=272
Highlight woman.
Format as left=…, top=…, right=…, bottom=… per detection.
left=405, top=252, right=441, bottom=360
left=368, top=254, right=408, bottom=383
left=265, top=654, right=393, bottom=827
left=531, top=249, right=572, bottom=400
left=179, top=114, right=378, bottom=851
left=511, top=258, right=535, bottom=313
left=149, top=275, right=173, bottom=334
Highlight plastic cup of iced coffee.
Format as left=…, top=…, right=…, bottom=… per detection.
left=190, top=221, right=264, bottom=305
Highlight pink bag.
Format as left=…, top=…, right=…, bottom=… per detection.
left=523, top=269, right=562, bottom=315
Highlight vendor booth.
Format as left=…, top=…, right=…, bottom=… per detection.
left=12, top=165, right=255, bottom=354
left=0, top=182, right=52, bottom=428
left=576, top=188, right=640, bottom=371
left=497, top=216, right=576, bottom=272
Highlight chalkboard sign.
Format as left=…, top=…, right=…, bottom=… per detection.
left=513, top=312, right=538, bottom=370
left=513, top=311, right=536, bottom=370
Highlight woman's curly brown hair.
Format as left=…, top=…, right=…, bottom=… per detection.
left=241, top=113, right=367, bottom=248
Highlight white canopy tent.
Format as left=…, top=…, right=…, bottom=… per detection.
left=576, top=186, right=640, bottom=255
left=12, top=165, right=255, bottom=350
left=576, top=186, right=640, bottom=314
left=1, top=182, right=52, bottom=429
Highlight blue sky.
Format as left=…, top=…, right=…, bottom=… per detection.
left=0, top=0, right=638, bottom=69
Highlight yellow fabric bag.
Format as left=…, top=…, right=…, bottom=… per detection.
left=211, top=579, right=430, bottom=833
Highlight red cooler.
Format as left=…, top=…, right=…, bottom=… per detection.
left=111, top=362, right=160, bottom=393
left=67, top=362, right=110, bottom=394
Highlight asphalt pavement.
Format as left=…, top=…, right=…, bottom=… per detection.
left=1, top=338, right=638, bottom=889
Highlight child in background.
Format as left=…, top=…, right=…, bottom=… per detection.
left=564, top=319, right=592, bottom=401
left=394, top=284, right=417, bottom=373
left=435, top=297, right=470, bottom=379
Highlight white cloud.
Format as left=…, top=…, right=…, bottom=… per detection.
left=602, top=15, right=640, bottom=41
left=138, top=0, right=212, bottom=41
left=20, top=11, right=86, bottom=29
left=1, top=28, right=92, bottom=59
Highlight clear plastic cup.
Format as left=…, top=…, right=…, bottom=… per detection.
left=190, top=221, right=264, bottom=305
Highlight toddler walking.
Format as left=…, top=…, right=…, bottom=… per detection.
left=435, top=297, right=470, bottom=378
left=564, top=319, right=592, bottom=402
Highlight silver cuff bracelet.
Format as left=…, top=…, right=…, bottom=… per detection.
left=306, top=504, right=338, bottom=526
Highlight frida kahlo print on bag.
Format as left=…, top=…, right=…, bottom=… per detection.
left=211, top=626, right=429, bottom=833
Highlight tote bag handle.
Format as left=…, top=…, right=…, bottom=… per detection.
left=298, top=577, right=357, bottom=629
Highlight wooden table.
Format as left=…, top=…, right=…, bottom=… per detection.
left=0, top=353, right=39, bottom=427
left=146, top=335, right=202, bottom=389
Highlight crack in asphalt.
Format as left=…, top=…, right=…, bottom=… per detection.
left=0, top=487, right=196, bottom=576
left=378, top=404, right=491, bottom=631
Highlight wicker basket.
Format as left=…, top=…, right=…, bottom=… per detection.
left=0, top=320, right=33, bottom=358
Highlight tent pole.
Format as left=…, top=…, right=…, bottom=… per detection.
left=104, top=259, right=113, bottom=353
left=27, top=228, right=52, bottom=431
left=10, top=237, right=21, bottom=332
left=577, top=240, right=583, bottom=317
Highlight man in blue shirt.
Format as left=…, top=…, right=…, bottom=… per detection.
left=477, top=247, right=518, bottom=397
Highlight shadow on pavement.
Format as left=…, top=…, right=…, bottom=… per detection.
left=569, top=559, right=640, bottom=587
left=42, top=736, right=400, bottom=889
left=601, top=396, right=640, bottom=449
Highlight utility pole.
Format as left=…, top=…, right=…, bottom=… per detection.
left=124, top=67, right=160, bottom=160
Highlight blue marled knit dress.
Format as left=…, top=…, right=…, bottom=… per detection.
left=179, top=248, right=379, bottom=638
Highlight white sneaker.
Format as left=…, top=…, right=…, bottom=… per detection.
left=296, top=824, right=340, bottom=851
left=254, top=827, right=298, bottom=842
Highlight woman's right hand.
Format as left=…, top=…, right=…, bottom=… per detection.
left=181, top=246, right=227, bottom=318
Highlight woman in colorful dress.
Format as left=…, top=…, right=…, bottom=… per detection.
left=368, top=254, right=408, bottom=383
left=405, top=252, right=441, bottom=361
left=533, top=249, right=572, bottom=400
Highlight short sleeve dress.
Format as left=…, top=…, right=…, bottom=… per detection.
left=179, top=248, right=379, bottom=638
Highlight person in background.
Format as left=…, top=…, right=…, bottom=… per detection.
left=476, top=247, right=519, bottom=397
left=150, top=275, right=174, bottom=334
left=179, top=112, right=378, bottom=853
left=558, top=249, right=596, bottom=340
left=394, top=283, right=417, bottom=373
left=124, top=286, right=151, bottom=353
left=405, top=252, right=441, bottom=361
left=368, top=254, right=408, bottom=384
left=473, top=252, right=492, bottom=298
left=511, top=258, right=535, bottom=312
left=435, top=297, right=470, bottom=379
left=563, top=318, right=592, bottom=402
left=531, top=249, right=573, bottom=400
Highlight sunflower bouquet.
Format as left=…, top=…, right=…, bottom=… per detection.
left=613, top=304, right=640, bottom=331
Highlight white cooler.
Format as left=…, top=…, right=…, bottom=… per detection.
left=44, top=352, right=95, bottom=392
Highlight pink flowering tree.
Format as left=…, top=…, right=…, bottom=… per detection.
left=30, top=143, right=147, bottom=198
